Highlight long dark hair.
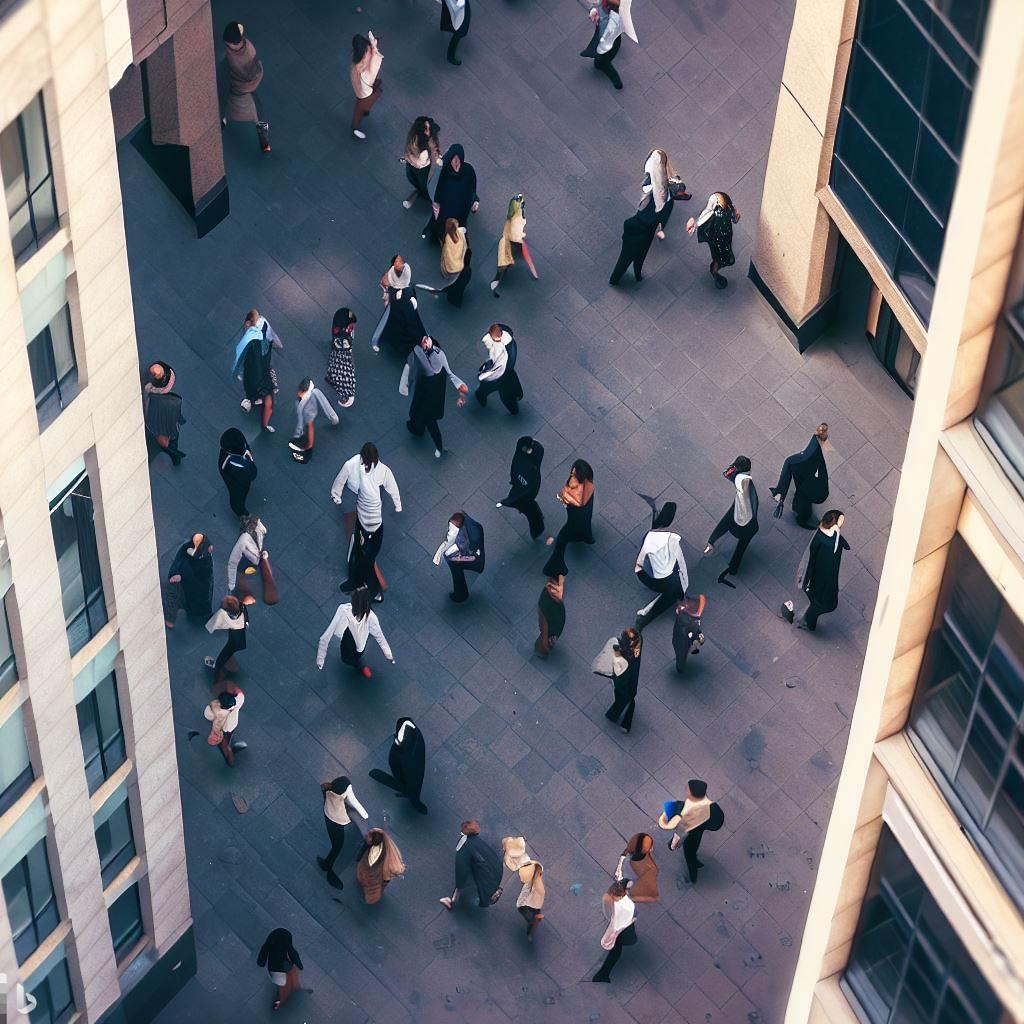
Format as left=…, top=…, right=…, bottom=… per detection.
left=407, top=116, right=438, bottom=151
left=360, top=442, right=379, bottom=472
left=352, top=34, right=370, bottom=63
left=351, top=585, right=371, bottom=621
left=718, top=192, right=734, bottom=210
left=569, top=459, right=594, bottom=485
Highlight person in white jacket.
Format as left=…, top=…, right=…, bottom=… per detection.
left=227, top=515, right=267, bottom=592
left=204, top=689, right=247, bottom=767
left=316, top=774, right=369, bottom=889
left=474, top=323, right=522, bottom=415
left=316, top=585, right=395, bottom=679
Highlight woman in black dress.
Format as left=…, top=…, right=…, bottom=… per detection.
left=542, top=459, right=595, bottom=577
left=369, top=716, right=427, bottom=813
left=325, top=307, right=357, bottom=408
left=371, top=255, right=427, bottom=355
left=399, top=336, right=468, bottom=458
left=535, top=574, right=566, bottom=657
left=497, top=435, right=545, bottom=539
left=605, top=628, right=642, bottom=734
left=686, top=192, right=742, bottom=289
left=423, top=144, right=478, bottom=243
left=780, top=509, right=850, bottom=631
left=218, top=428, right=257, bottom=518
left=164, top=532, right=214, bottom=627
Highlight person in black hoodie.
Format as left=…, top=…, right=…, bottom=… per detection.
left=143, top=361, right=186, bottom=465
left=218, top=428, right=258, bottom=518
left=164, top=533, right=214, bottom=627
left=439, top=820, right=502, bottom=909
left=497, top=436, right=544, bottom=539
left=432, top=511, right=484, bottom=603
left=369, top=717, right=428, bottom=814
left=770, top=423, right=830, bottom=528
left=256, top=928, right=303, bottom=1011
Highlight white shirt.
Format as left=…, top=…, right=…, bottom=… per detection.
left=607, top=893, right=635, bottom=932
left=636, top=530, right=688, bottom=591
left=734, top=473, right=754, bottom=527
left=433, top=521, right=460, bottom=564
left=317, top=603, right=394, bottom=667
left=323, top=784, right=368, bottom=825
left=205, top=692, right=245, bottom=732
left=227, top=522, right=266, bottom=590
left=479, top=330, right=512, bottom=381
left=330, top=455, right=402, bottom=531
left=597, top=9, right=623, bottom=53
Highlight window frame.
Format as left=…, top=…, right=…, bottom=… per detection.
left=76, top=672, right=126, bottom=796
left=107, top=882, right=144, bottom=962
left=0, top=706, right=34, bottom=816
left=95, top=797, right=137, bottom=889
left=27, top=955, right=75, bottom=1024
left=0, top=588, right=18, bottom=695
left=27, top=302, right=78, bottom=427
left=1, top=839, right=60, bottom=965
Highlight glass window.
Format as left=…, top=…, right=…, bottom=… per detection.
left=1, top=94, right=58, bottom=262
left=909, top=537, right=1024, bottom=910
left=108, top=883, right=144, bottom=961
left=28, top=956, right=75, bottom=1024
left=844, top=827, right=1004, bottom=1024
left=76, top=673, right=126, bottom=796
left=48, top=473, right=107, bottom=655
left=0, top=707, right=34, bottom=816
left=95, top=799, right=136, bottom=889
left=830, top=0, right=990, bottom=323
left=1, top=839, right=60, bottom=965
left=1, top=589, right=18, bottom=695
left=27, top=304, right=77, bottom=427
left=976, top=300, right=1024, bottom=498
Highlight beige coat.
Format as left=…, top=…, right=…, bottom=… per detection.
left=440, top=227, right=467, bottom=276
left=497, top=209, right=526, bottom=268
left=351, top=34, right=383, bottom=99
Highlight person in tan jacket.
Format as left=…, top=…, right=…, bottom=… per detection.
left=218, top=22, right=270, bottom=153
left=350, top=32, right=383, bottom=140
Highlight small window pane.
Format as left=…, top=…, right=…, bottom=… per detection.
left=846, top=49, right=918, bottom=174
left=0, top=708, right=33, bottom=816
left=1, top=840, right=59, bottom=965
left=29, top=956, right=75, bottom=1024
left=0, top=117, right=28, bottom=214
left=859, top=0, right=929, bottom=109
left=49, top=309, right=75, bottom=384
left=108, top=883, right=144, bottom=961
left=922, top=51, right=972, bottom=152
left=0, top=592, right=18, bottom=694
left=76, top=675, right=125, bottom=795
left=96, top=800, right=136, bottom=888
left=21, top=98, right=50, bottom=195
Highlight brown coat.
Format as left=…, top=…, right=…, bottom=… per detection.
left=223, top=40, right=263, bottom=122
left=624, top=849, right=659, bottom=902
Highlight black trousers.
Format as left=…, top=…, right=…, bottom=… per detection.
left=542, top=526, right=591, bottom=577
left=594, top=923, right=635, bottom=980
left=476, top=376, right=519, bottom=414
left=224, top=478, right=251, bottom=517
left=683, top=826, right=705, bottom=883
left=609, top=245, right=647, bottom=284
left=709, top=510, right=758, bottom=575
left=447, top=559, right=481, bottom=602
left=605, top=690, right=636, bottom=732
left=407, top=417, right=443, bottom=450
left=635, top=570, right=684, bottom=630
left=594, top=35, right=622, bottom=88
left=322, top=817, right=347, bottom=872
left=347, top=522, right=384, bottom=592
left=340, top=629, right=363, bottom=668
left=446, top=21, right=469, bottom=61
left=214, top=629, right=246, bottom=676
left=507, top=497, right=544, bottom=539
left=774, top=456, right=816, bottom=525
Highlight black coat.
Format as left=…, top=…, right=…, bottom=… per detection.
left=504, top=437, right=544, bottom=507
left=455, top=834, right=502, bottom=906
left=167, top=541, right=214, bottom=617
left=613, top=644, right=642, bottom=702
left=257, top=929, right=303, bottom=975
left=390, top=718, right=426, bottom=802
left=801, top=531, right=850, bottom=613
left=792, top=436, right=829, bottom=504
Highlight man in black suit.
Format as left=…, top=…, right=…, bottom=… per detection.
left=771, top=423, right=830, bottom=528
left=439, top=821, right=503, bottom=908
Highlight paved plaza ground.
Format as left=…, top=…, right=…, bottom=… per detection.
left=122, top=0, right=912, bottom=1020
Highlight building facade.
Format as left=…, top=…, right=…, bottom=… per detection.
left=0, top=1, right=194, bottom=1022
left=751, top=0, right=1024, bottom=1021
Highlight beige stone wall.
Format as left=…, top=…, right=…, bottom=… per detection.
left=0, top=1, right=189, bottom=1021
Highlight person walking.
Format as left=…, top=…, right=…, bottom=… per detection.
left=497, top=435, right=545, bottom=540
left=203, top=689, right=246, bottom=767
left=218, top=428, right=258, bottom=518
left=502, top=837, right=545, bottom=940
left=400, top=336, right=468, bottom=458
left=491, top=195, right=538, bottom=297
left=580, top=0, right=637, bottom=91
left=164, top=533, right=214, bottom=628
left=596, top=628, right=643, bottom=734
left=475, top=323, right=522, bottom=415
left=143, top=361, right=186, bottom=465
left=316, top=586, right=395, bottom=680
left=704, top=456, right=759, bottom=587
left=439, top=821, right=503, bottom=909
left=592, top=882, right=637, bottom=982
left=231, top=309, right=283, bottom=432
left=438, top=219, right=472, bottom=306
left=369, top=717, right=428, bottom=814
left=423, top=144, right=478, bottom=243
left=331, top=442, right=402, bottom=598
left=672, top=594, right=706, bottom=673
left=433, top=512, right=485, bottom=603
left=218, top=21, right=270, bottom=153
left=634, top=501, right=688, bottom=630
left=535, top=574, right=566, bottom=657
left=371, top=255, right=427, bottom=354
left=438, top=0, right=471, bottom=65
left=609, top=211, right=658, bottom=286
left=325, top=308, right=358, bottom=409
left=614, top=834, right=659, bottom=903
left=780, top=510, right=851, bottom=632
left=226, top=515, right=278, bottom=604
left=686, top=192, right=741, bottom=289
left=204, top=594, right=254, bottom=689
left=355, top=828, right=407, bottom=904
left=659, top=781, right=725, bottom=885
left=316, top=776, right=369, bottom=890
left=350, top=32, right=383, bottom=140
left=770, top=423, right=830, bottom=528
left=542, top=460, right=595, bottom=577
left=401, top=116, right=442, bottom=208
left=256, top=928, right=303, bottom=1011
left=637, top=148, right=683, bottom=239
left=289, top=377, right=339, bottom=464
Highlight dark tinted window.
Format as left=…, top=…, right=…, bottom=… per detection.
left=28, top=303, right=78, bottom=429
left=909, top=537, right=1024, bottom=910
left=976, top=299, right=1024, bottom=498
left=1, top=839, right=59, bottom=964
left=844, top=827, right=1004, bottom=1024
left=95, top=799, right=136, bottom=889
left=28, top=956, right=75, bottom=1024
left=76, top=673, right=126, bottom=796
left=108, top=883, right=144, bottom=961
left=0, top=590, right=18, bottom=695
left=830, top=0, right=990, bottom=323
left=0, top=707, right=34, bottom=816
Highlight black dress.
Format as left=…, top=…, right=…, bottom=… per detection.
left=542, top=488, right=595, bottom=577
left=538, top=587, right=565, bottom=639
left=375, top=287, right=426, bottom=354
left=409, top=364, right=449, bottom=427
left=427, top=144, right=478, bottom=242
left=697, top=204, right=737, bottom=268
left=167, top=542, right=214, bottom=618
left=443, top=246, right=472, bottom=307
left=801, top=531, right=850, bottom=615
left=218, top=428, right=258, bottom=517
left=242, top=335, right=277, bottom=403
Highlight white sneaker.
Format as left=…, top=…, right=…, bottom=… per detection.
left=240, top=398, right=252, bottom=412
left=353, top=129, right=366, bottom=140
left=264, top=424, right=275, bottom=433
left=402, top=199, right=413, bottom=209
left=495, top=502, right=503, bottom=508
left=434, top=449, right=442, bottom=459
left=339, top=397, right=355, bottom=408
left=371, top=344, right=380, bottom=353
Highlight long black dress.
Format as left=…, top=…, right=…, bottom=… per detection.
left=425, top=144, right=478, bottom=242
left=800, top=530, right=850, bottom=627
left=242, top=333, right=277, bottom=403
left=697, top=203, right=738, bottom=268
left=369, top=717, right=427, bottom=813
left=166, top=540, right=214, bottom=619
left=374, top=287, right=426, bottom=354
left=219, top=428, right=258, bottom=517
left=542, top=487, right=595, bottom=577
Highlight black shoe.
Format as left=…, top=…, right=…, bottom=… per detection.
left=714, top=274, right=728, bottom=289
left=449, top=592, right=468, bottom=603
left=327, top=872, right=344, bottom=890
left=717, top=569, right=736, bottom=588
left=779, top=602, right=795, bottom=624
left=339, top=580, right=354, bottom=593
left=795, top=518, right=816, bottom=529
left=316, top=856, right=332, bottom=873
left=412, top=800, right=429, bottom=814
left=592, top=974, right=611, bottom=983
left=447, top=56, right=462, bottom=66
left=169, top=450, right=186, bottom=466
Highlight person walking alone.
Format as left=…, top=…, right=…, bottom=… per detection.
left=609, top=211, right=658, bottom=286
left=289, top=377, right=339, bottom=464
left=542, top=460, right=595, bottom=577
left=369, top=717, right=428, bottom=814
left=227, top=515, right=277, bottom=604
left=355, top=829, right=406, bottom=904
left=218, top=428, right=258, bottom=518
left=686, top=192, right=741, bottom=289
left=399, top=336, right=468, bottom=459
left=771, top=423, right=830, bottom=528
left=325, top=308, right=358, bottom=409
left=143, top=361, right=186, bottom=465
left=204, top=594, right=254, bottom=689
left=438, top=218, right=472, bottom=307
left=423, top=145, right=478, bottom=243
left=438, top=0, right=471, bottom=66
left=350, top=32, right=383, bottom=140
left=634, top=502, right=688, bottom=630
left=439, top=821, right=503, bottom=909
left=502, top=837, right=545, bottom=940
left=316, top=776, right=369, bottom=889
left=203, top=689, right=246, bottom=767
left=401, top=116, right=442, bottom=208
left=316, top=586, right=396, bottom=680
left=658, top=780, right=725, bottom=885
left=231, top=309, right=283, bottom=432
left=256, top=928, right=302, bottom=1011
left=475, top=323, right=522, bottom=415
left=597, top=628, right=643, bottom=734
left=164, top=533, right=214, bottom=628
left=218, top=22, right=270, bottom=152
left=704, top=456, right=759, bottom=587
left=614, top=833, right=659, bottom=903
left=491, top=195, right=538, bottom=297
left=580, top=0, right=637, bottom=91
left=433, top=512, right=485, bottom=603
left=779, top=510, right=850, bottom=632
left=497, top=435, right=544, bottom=539
left=592, top=882, right=637, bottom=982
left=535, top=574, right=566, bottom=657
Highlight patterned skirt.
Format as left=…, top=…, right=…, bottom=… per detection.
left=325, top=343, right=356, bottom=402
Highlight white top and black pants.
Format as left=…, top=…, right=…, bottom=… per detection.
left=634, top=529, right=689, bottom=630
left=475, top=326, right=522, bottom=415
left=708, top=472, right=759, bottom=580
left=317, top=602, right=394, bottom=672
left=317, top=783, right=368, bottom=882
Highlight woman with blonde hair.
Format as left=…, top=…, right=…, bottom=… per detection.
left=503, top=837, right=545, bottom=940
left=638, top=148, right=687, bottom=239
left=355, top=828, right=406, bottom=904
left=437, top=217, right=472, bottom=306
left=491, top=194, right=537, bottom=297
left=686, top=191, right=742, bottom=289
